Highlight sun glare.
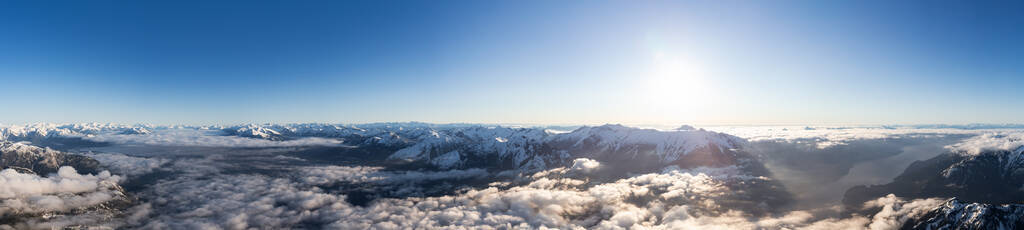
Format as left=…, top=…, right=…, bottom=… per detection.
left=640, top=52, right=712, bottom=122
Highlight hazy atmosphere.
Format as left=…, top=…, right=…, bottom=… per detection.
left=3, top=1, right=1024, bottom=230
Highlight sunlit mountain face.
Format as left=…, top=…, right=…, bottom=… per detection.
left=2, top=123, right=1024, bottom=229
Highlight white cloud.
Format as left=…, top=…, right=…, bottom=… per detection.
left=80, top=152, right=169, bottom=177
left=0, top=166, right=123, bottom=216
left=707, top=126, right=997, bottom=149
left=864, top=195, right=944, bottom=230
left=570, top=158, right=601, bottom=173
left=104, top=162, right=944, bottom=230
left=945, top=131, right=1024, bottom=155
left=3, top=124, right=978, bottom=229
left=0, top=154, right=949, bottom=230
left=301, top=165, right=488, bottom=185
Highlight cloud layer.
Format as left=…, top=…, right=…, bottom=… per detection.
left=9, top=124, right=1022, bottom=229
left=0, top=166, right=123, bottom=216
left=104, top=160, right=945, bottom=230
left=79, top=152, right=168, bottom=177
left=707, top=126, right=994, bottom=149
left=945, top=131, right=1024, bottom=155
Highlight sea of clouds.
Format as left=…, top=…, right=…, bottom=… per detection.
left=0, top=155, right=950, bottom=229
left=4, top=124, right=1024, bottom=229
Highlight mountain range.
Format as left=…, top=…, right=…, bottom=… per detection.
left=3, top=123, right=1024, bottom=228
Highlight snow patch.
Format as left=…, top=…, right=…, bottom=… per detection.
left=430, top=151, right=462, bottom=169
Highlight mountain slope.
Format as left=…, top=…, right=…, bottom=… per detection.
left=844, top=146, right=1024, bottom=208
left=902, top=198, right=1024, bottom=229
left=0, top=142, right=132, bottom=228
left=229, top=123, right=792, bottom=211
left=0, top=141, right=100, bottom=175
left=220, top=123, right=751, bottom=172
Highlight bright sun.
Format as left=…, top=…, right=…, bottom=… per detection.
left=640, top=52, right=712, bottom=122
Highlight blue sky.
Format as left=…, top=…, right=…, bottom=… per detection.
left=2, top=1, right=1022, bottom=125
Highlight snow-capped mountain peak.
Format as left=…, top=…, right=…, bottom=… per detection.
left=903, top=197, right=1024, bottom=229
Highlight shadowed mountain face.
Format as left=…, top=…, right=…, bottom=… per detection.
left=268, top=124, right=794, bottom=213
left=0, top=141, right=101, bottom=175
left=837, top=145, right=1024, bottom=229
left=249, top=124, right=794, bottom=212
left=902, top=198, right=1024, bottom=230
left=749, top=135, right=970, bottom=210
left=224, top=124, right=756, bottom=174
left=844, top=147, right=1024, bottom=209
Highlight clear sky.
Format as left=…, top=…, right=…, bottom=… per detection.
left=2, top=0, right=1023, bottom=125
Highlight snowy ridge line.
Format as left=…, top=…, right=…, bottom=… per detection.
left=14, top=122, right=1024, bottom=170
left=0, top=123, right=216, bottom=141
left=904, top=197, right=1024, bottom=229
left=1, top=123, right=746, bottom=170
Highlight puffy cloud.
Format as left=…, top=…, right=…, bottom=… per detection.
left=570, top=158, right=600, bottom=173
left=112, top=161, right=946, bottom=230
left=114, top=164, right=748, bottom=229
left=945, top=131, right=1024, bottom=155
left=0, top=166, right=123, bottom=215
left=604, top=194, right=941, bottom=230
left=863, top=195, right=945, bottom=230
left=0, top=152, right=951, bottom=230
